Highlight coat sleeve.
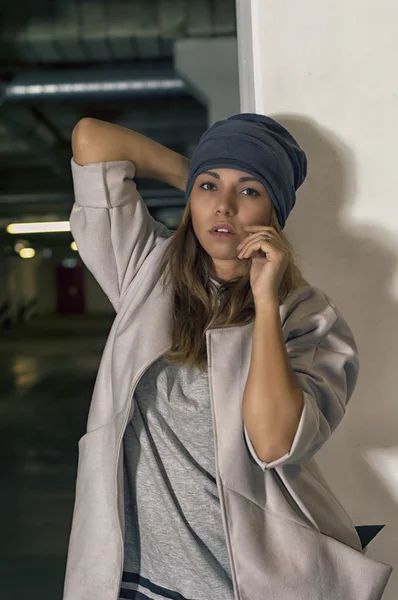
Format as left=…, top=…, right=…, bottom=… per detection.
left=243, top=286, right=360, bottom=470
left=69, top=158, right=174, bottom=311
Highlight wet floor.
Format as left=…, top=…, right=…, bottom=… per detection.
left=0, top=314, right=114, bottom=599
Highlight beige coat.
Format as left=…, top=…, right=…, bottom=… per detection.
left=63, top=158, right=393, bottom=600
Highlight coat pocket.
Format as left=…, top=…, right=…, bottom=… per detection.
left=223, top=485, right=393, bottom=600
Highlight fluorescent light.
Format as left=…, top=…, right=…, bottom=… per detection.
left=7, top=221, right=71, bottom=234
left=7, top=79, right=185, bottom=98
left=70, top=241, right=78, bottom=251
left=20, top=248, right=36, bottom=258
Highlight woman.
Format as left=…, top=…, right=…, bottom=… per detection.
left=63, top=114, right=392, bottom=600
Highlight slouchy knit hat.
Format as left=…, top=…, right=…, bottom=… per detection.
left=185, top=113, right=307, bottom=229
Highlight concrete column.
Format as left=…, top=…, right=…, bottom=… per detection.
left=0, top=252, right=10, bottom=326
left=7, top=253, right=41, bottom=323
left=7, top=255, right=20, bottom=325
left=174, top=37, right=240, bottom=127
left=0, top=253, right=7, bottom=304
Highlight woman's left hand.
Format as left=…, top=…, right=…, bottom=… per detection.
left=236, top=225, right=292, bottom=305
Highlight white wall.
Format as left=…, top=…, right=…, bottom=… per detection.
left=238, top=0, right=397, bottom=592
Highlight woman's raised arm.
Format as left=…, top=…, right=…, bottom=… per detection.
left=69, top=118, right=190, bottom=311
left=72, top=118, right=190, bottom=191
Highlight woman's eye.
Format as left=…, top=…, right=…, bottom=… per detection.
left=200, top=182, right=216, bottom=191
left=242, top=188, right=260, bottom=197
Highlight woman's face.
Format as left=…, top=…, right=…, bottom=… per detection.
left=189, top=168, right=273, bottom=282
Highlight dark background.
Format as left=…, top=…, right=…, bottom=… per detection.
left=0, top=2, right=236, bottom=598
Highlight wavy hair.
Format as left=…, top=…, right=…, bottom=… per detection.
left=155, top=201, right=305, bottom=372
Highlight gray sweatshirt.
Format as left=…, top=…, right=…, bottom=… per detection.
left=120, top=277, right=235, bottom=600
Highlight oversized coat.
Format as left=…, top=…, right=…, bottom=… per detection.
left=63, top=158, right=393, bottom=600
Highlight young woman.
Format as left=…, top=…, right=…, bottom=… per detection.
left=63, top=114, right=392, bottom=600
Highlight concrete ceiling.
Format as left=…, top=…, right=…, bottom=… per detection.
left=0, top=0, right=237, bottom=249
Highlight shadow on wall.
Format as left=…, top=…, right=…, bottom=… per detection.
left=272, top=114, right=397, bottom=555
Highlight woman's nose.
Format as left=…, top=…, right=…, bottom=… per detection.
left=215, top=189, right=237, bottom=209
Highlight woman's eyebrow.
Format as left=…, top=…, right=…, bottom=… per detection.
left=238, top=176, right=259, bottom=183
left=202, top=170, right=220, bottom=179
left=202, top=170, right=259, bottom=184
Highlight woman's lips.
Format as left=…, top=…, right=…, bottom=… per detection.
left=210, top=231, right=236, bottom=238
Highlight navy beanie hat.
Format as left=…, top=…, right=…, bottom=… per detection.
left=185, top=113, right=307, bottom=229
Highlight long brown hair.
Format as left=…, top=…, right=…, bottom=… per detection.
left=155, top=202, right=305, bottom=372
